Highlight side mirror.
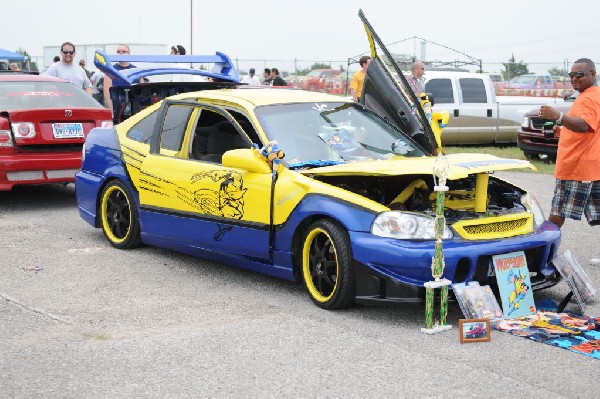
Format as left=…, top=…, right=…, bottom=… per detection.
left=222, top=148, right=272, bottom=174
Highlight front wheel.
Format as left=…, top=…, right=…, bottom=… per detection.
left=301, top=219, right=355, bottom=309
left=100, top=180, right=142, bottom=249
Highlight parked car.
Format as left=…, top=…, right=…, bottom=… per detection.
left=496, top=74, right=573, bottom=98
left=421, top=71, right=563, bottom=145
left=0, top=74, right=112, bottom=190
left=517, top=92, right=577, bottom=161
left=294, top=68, right=346, bottom=94
left=76, top=11, right=561, bottom=310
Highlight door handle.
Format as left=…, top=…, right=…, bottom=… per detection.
left=454, top=109, right=459, bottom=117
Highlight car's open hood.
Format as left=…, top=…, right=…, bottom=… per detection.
left=300, top=153, right=534, bottom=179
left=93, top=51, right=240, bottom=86
left=357, top=10, right=438, bottom=156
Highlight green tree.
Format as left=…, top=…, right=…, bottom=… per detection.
left=14, top=47, right=38, bottom=71
left=502, top=54, right=529, bottom=80
left=548, top=66, right=567, bottom=77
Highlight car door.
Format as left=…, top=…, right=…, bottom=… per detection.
left=138, top=100, right=272, bottom=260
left=455, top=77, right=496, bottom=145
left=424, top=77, right=461, bottom=144
left=357, top=10, right=438, bottom=156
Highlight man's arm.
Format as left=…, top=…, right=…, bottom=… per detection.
left=540, top=105, right=591, bottom=133
left=103, top=76, right=113, bottom=111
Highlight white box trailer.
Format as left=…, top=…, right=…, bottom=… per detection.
left=42, top=43, right=169, bottom=71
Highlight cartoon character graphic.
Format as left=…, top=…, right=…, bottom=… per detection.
left=506, top=269, right=529, bottom=316
left=184, top=170, right=247, bottom=219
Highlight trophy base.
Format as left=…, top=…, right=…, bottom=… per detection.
left=421, top=324, right=453, bottom=335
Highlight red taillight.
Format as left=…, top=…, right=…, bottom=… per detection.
left=0, top=130, right=13, bottom=147
left=11, top=122, right=36, bottom=138
left=18, top=124, right=30, bottom=135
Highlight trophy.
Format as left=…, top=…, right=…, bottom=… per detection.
left=421, top=154, right=453, bottom=334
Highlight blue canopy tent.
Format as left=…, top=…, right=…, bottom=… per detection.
left=0, top=48, right=27, bottom=71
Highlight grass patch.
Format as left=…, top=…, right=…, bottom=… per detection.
left=444, top=145, right=555, bottom=175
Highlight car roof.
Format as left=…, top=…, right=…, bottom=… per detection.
left=423, top=71, right=492, bottom=80
left=169, top=86, right=353, bottom=107
left=0, top=74, right=67, bottom=83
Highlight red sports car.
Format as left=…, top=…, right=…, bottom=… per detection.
left=0, top=74, right=112, bottom=190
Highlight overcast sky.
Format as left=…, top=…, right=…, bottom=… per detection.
left=2, top=0, right=599, bottom=74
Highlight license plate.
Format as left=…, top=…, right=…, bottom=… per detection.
left=52, top=123, right=84, bottom=138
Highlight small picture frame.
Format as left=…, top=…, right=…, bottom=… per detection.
left=459, top=318, right=491, bottom=343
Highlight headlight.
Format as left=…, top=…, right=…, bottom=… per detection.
left=372, top=211, right=453, bottom=240
left=521, top=116, right=529, bottom=128
left=521, top=193, right=545, bottom=227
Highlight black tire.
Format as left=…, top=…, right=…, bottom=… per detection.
left=99, top=180, right=142, bottom=249
left=523, top=151, right=537, bottom=160
left=300, top=219, right=355, bottom=309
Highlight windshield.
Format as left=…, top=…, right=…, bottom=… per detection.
left=510, top=75, right=537, bottom=84
left=0, top=80, right=103, bottom=110
left=255, top=102, right=426, bottom=167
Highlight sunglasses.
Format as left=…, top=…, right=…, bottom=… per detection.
left=568, top=71, right=586, bottom=79
left=62, top=50, right=74, bottom=55
left=116, top=50, right=129, bottom=54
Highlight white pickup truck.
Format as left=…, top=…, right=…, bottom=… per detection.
left=424, top=71, right=564, bottom=145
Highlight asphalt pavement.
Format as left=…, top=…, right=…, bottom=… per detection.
left=0, top=171, right=598, bottom=398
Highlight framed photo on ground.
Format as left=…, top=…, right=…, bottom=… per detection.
left=459, top=318, right=491, bottom=343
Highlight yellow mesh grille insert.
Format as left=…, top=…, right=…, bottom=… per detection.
left=453, top=215, right=533, bottom=240
left=463, top=218, right=528, bottom=235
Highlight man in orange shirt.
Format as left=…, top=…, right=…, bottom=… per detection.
left=540, top=58, right=600, bottom=265
left=349, top=55, right=371, bottom=102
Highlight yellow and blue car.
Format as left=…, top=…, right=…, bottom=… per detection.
left=76, top=11, right=561, bottom=309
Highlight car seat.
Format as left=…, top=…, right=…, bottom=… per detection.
left=201, top=121, right=249, bottom=163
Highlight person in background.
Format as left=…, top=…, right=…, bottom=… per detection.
left=349, top=55, right=371, bottom=101
left=270, top=67, right=287, bottom=86
left=90, top=69, right=105, bottom=105
left=538, top=57, right=600, bottom=266
left=43, top=42, right=92, bottom=95
left=406, top=60, right=426, bottom=95
left=53, top=56, right=60, bottom=63
left=79, top=59, right=93, bottom=79
left=9, top=63, right=20, bottom=71
left=103, top=44, right=136, bottom=111
left=241, top=68, right=261, bottom=86
left=170, top=45, right=186, bottom=55
left=262, top=68, right=272, bottom=85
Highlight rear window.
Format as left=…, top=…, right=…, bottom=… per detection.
left=459, top=78, right=487, bottom=104
left=0, top=80, right=102, bottom=110
left=425, top=78, right=454, bottom=104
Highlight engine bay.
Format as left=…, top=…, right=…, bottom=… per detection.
left=313, top=173, right=527, bottom=224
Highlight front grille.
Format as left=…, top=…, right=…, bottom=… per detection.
left=463, top=218, right=528, bottom=235
left=530, top=117, right=545, bottom=131
left=453, top=215, right=533, bottom=240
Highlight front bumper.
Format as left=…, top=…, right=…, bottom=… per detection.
left=517, top=131, right=558, bottom=156
left=350, top=221, right=561, bottom=302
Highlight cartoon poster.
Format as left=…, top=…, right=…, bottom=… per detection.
left=492, top=251, right=536, bottom=318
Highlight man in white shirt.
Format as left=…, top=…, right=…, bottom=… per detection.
left=43, top=42, right=92, bottom=95
left=241, top=68, right=261, bottom=86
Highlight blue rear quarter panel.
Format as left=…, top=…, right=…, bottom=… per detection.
left=75, top=127, right=133, bottom=227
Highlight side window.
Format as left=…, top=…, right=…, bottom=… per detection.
left=126, top=110, right=159, bottom=143
left=160, top=104, right=194, bottom=151
left=459, top=78, right=487, bottom=104
left=425, top=79, right=454, bottom=104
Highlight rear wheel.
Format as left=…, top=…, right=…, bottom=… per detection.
left=301, top=219, right=355, bottom=309
left=100, top=180, right=142, bottom=249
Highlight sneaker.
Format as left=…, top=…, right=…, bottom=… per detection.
left=591, top=258, right=600, bottom=265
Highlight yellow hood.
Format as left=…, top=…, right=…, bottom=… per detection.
left=299, top=153, right=535, bottom=180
